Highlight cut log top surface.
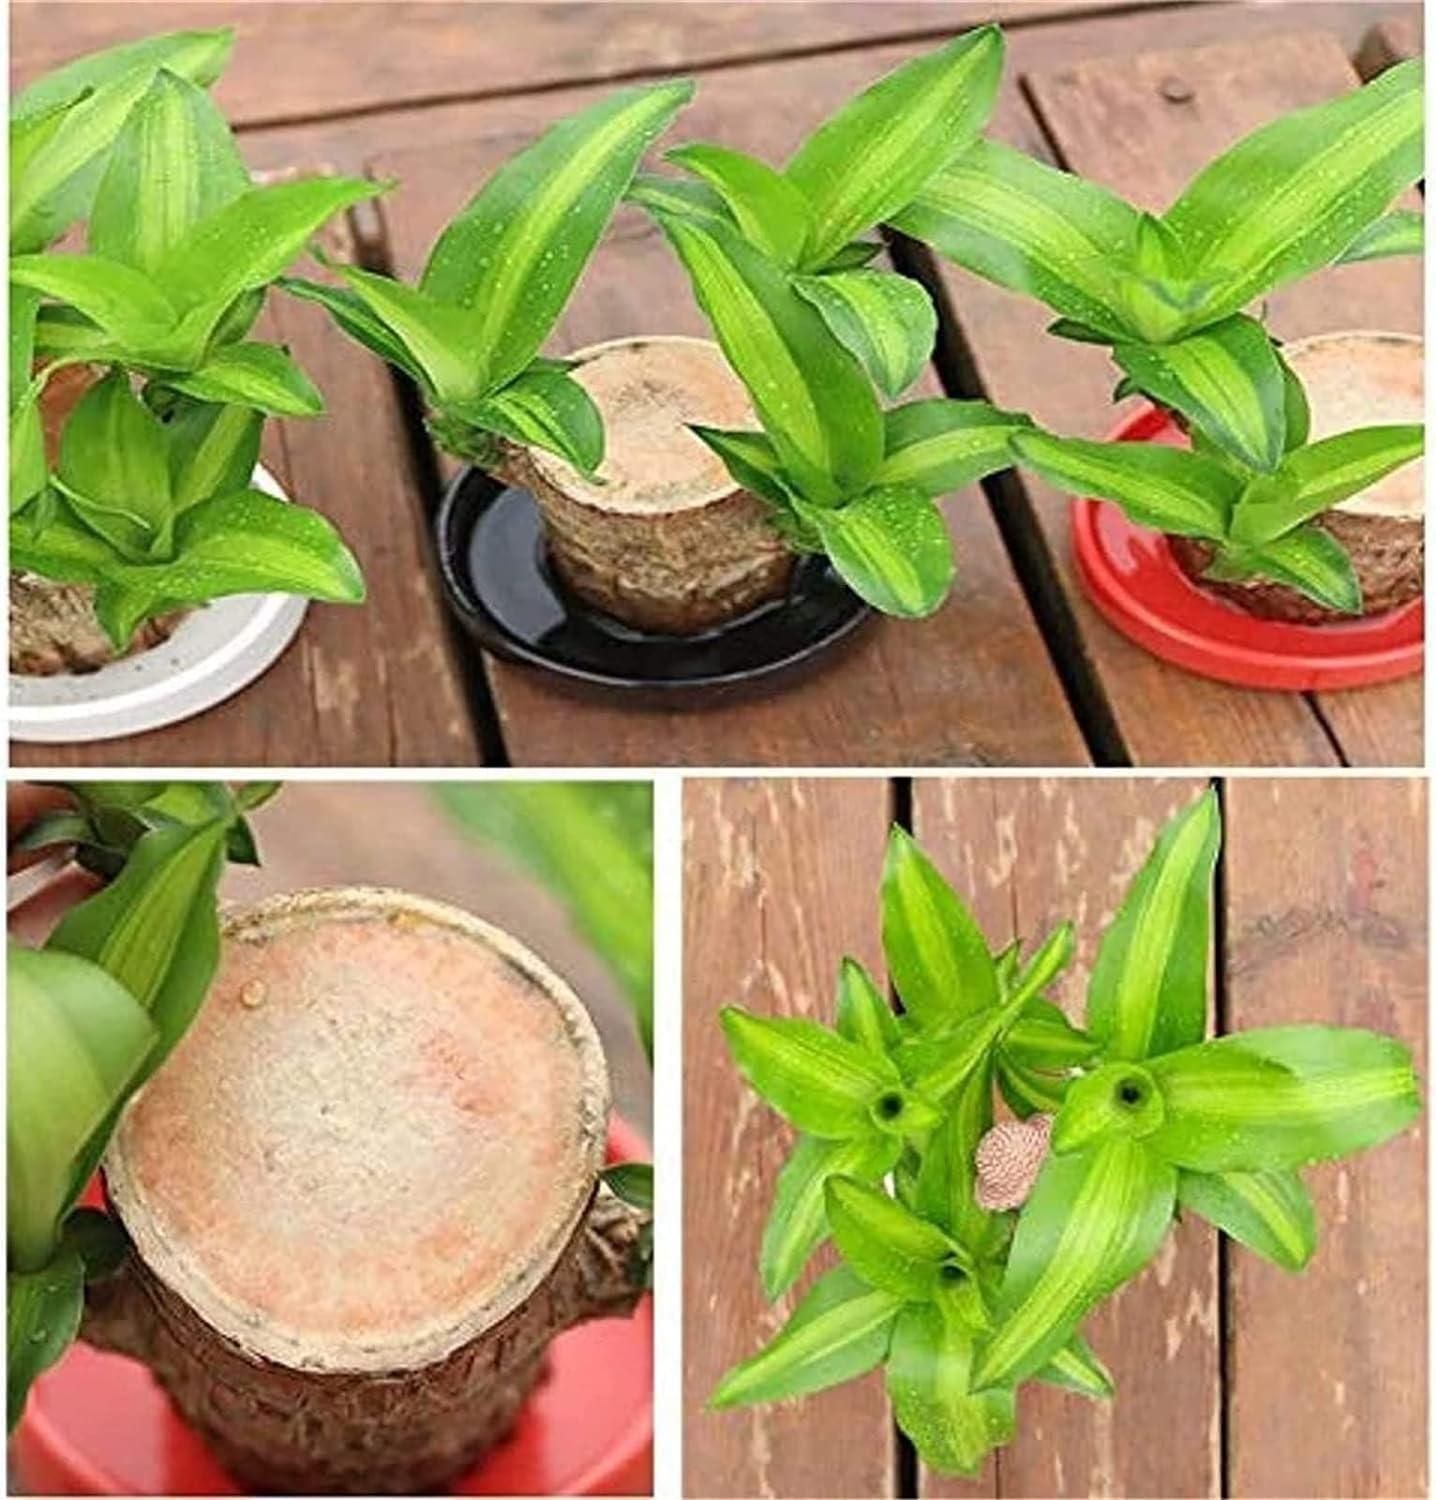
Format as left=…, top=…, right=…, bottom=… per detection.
left=1284, top=332, right=1423, bottom=519
left=528, top=337, right=756, bottom=515
left=104, top=888, right=610, bottom=1373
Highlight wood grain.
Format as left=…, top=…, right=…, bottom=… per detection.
left=682, top=778, right=896, bottom=1498
left=10, top=1, right=1160, bottom=129
left=1222, top=778, right=1428, bottom=1500
left=369, top=45, right=1089, bottom=768
left=11, top=214, right=479, bottom=769
left=1356, top=16, right=1424, bottom=77
left=912, top=777, right=1218, bottom=1498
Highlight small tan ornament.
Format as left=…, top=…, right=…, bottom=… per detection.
left=975, top=1113, right=1053, bottom=1211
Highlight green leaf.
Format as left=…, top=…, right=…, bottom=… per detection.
left=914, top=1062, right=994, bottom=1249
left=10, top=398, right=47, bottom=515
left=895, top=1009, right=1004, bottom=1106
left=835, top=956, right=899, bottom=1056
left=882, top=826, right=998, bottom=1028
left=48, top=818, right=230, bottom=1085
left=1085, top=789, right=1220, bottom=1062
left=624, top=172, right=734, bottom=234
left=278, top=275, right=427, bottom=385
left=826, top=1176, right=959, bottom=1300
left=1162, top=59, right=1424, bottom=321
left=998, top=1057, right=1068, bottom=1118
left=793, top=270, right=936, bottom=398
left=8, top=1250, right=85, bottom=1433
left=1278, top=347, right=1311, bottom=452
left=760, top=1132, right=901, bottom=1299
left=56, top=369, right=172, bottom=558
left=7, top=944, right=155, bottom=1271
left=1037, top=1334, right=1114, bottom=1400
left=806, top=484, right=954, bottom=618
left=165, top=398, right=263, bottom=509
left=88, top=69, right=250, bottom=274
left=601, top=1162, right=653, bottom=1211
left=1218, top=526, right=1362, bottom=614
left=666, top=143, right=812, bottom=269
left=786, top=27, right=1003, bottom=269
left=1002, top=1002, right=1099, bottom=1071
left=1114, top=315, right=1288, bottom=473
left=1146, top=1027, right=1421, bottom=1172
left=9, top=252, right=178, bottom=351
left=896, top=139, right=1142, bottom=339
left=1230, top=424, right=1424, bottom=545
left=975, top=1138, right=1176, bottom=1389
left=1051, top=1062, right=1166, bottom=1155
left=13, top=29, right=233, bottom=122
left=688, top=425, right=795, bottom=511
left=651, top=209, right=882, bottom=505
left=875, top=398, right=1033, bottom=498
left=720, top=1006, right=900, bottom=1138
left=161, top=342, right=324, bottom=417
left=1177, top=1168, right=1316, bottom=1272
left=466, top=363, right=604, bottom=476
left=711, top=1265, right=900, bottom=1409
left=886, top=1302, right=1015, bottom=1477
left=1334, top=208, right=1423, bottom=265
left=1009, top=431, right=1239, bottom=538
left=1004, top=922, right=1076, bottom=1013
left=421, top=81, right=693, bottom=387
left=822, top=239, right=885, bottom=272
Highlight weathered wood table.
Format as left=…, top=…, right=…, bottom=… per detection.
left=684, top=775, right=1427, bottom=1498
left=11, top=2, right=1424, bottom=768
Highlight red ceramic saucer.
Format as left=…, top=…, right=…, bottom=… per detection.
left=1069, top=404, right=1424, bottom=691
left=14, top=1118, right=652, bottom=1498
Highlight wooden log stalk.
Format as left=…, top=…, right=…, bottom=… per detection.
left=83, top=888, right=648, bottom=1495
left=510, top=336, right=795, bottom=634
left=1170, top=331, right=1423, bottom=623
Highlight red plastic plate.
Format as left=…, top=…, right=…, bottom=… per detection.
left=14, top=1119, right=652, bottom=1498
left=1069, top=404, right=1424, bottom=691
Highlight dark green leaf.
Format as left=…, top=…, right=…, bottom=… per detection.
left=161, top=342, right=323, bottom=417
left=1177, top=1168, right=1315, bottom=1271
left=793, top=270, right=936, bottom=398
left=278, top=276, right=427, bottom=385
left=466, top=363, right=604, bottom=476
left=58, top=1206, right=129, bottom=1281
left=826, top=1175, right=959, bottom=1300
left=1217, top=526, right=1362, bottom=614
left=8, top=1250, right=84, bottom=1433
left=602, top=1162, right=654, bottom=1211
left=807, top=484, right=954, bottom=618
left=875, top=397, right=1032, bottom=498
left=164, top=398, right=263, bottom=510
left=914, top=1062, right=994, bottom=1249
left=1334, top=209, right=1423, bottom=265
left=689, top=425, right=795, bottom=511
left=666, top=143, right=812, bottom=268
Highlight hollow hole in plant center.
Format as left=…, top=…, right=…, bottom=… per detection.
left=876, top=1091, right=905, bottom=1120
left=938, top=1261, right=967, bottom=1285
left=1116, top=1078, right=1146, bottom=1107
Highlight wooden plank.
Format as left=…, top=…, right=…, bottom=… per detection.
left=368, top=46, right=1091, bottom=768
left=912, top=777, right=1219, bottom=1498
left=11, top=214, right=479, bottom=768
left=10, top=0, right=1166, bottom=131
left=1222, top=778, right=1427, bottom=1499
left=682, top=777, right=896, bottom=1498
left=1356, top=16, right=1424, bottom=77
left=1019, top=28, right=1423, bottom=767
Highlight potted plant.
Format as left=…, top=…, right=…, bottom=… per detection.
left=711, top=792, right=1420, bottom=1475
left=9, top=32, right=371, bottom=733
left=8, top=782, right=654, bottom=1495
left=893, top=59, right=1425, bottom=623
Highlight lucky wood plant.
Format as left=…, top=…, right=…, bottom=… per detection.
left=8, top=780, right=277, bottom=1429
left=713, top=791, right=1421, bottom=1475
left=10, top=31, right=368, bottom=665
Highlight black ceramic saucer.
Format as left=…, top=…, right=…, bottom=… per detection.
left=434, top=467, right=872, bottom=696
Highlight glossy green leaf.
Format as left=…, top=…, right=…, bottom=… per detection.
left=1163, top=60, right=1424, bottom=320
left=1052, top=1062, right=1166, bottom=1155
left=998, top=1057, right=1068, bottom=1119
left=1010, top=431, right=1239, bottom=539
left=895, top=1009, right=1004, bottom=1106
left=1114, top=315, right=1287, bottom=473
left=1335, top=208, right=1423, bottom=265
left=711, top=1264, right=900, bottom=1408
left=1230, top=424, right=1424, bottom=545
left=794, top=270, right=936, bottom=398
left=896, top=139, right=1141, bottom=339
left=624, top=172, right=733, bottom=234
left=1213, top=526, right=1362, bottom=614
left=421, top=82, right=693, bottom=387
left=975, top=1138, right=1176, bottom=1388
left=165, top=399, right=263, bottom=510
left=9, top=252, right=177, bottom=351
left=720, top=1006, right=900, bottom=1137
left=883, top=827, right=998, bottom=1028
left=601, top=1162, right=654, bottom=1211
left=278, top=275, right=426, bottom=384
left=1177, top=1167, right=1316, bottom=1271
left=1146, top=1027, right=1421, bottom=1172
left=161, top=342, right=323, bottom=417
left=688, top=424, right=794, bottom=511
left=88, top=69, right=250, bottom=273
left=13, top=29, right=233, bottom=122
left=887, top=1302, right=1015, bottom=1477
left=1085, top=789, right=1220, bottom=1062
left=826, top=1176, right=959, bottom=1300
left=786, top=27, right=1003, bottom=269
left=823, top=239, right=885, bottom=272
left=875, top=398, right=1032, bottom=498
left=652, top=209, right=882, bottom=504
left=835, top=956, right=899, bottom=1056
left=467, top=363, right=604, bottom=476
left=808, top=484, right=954, bottom=618
left=1002, top=1001, right=1099, bottom=1071
left=7, top=944, right=155, bottom=1271
left=761, top=1131, right=901, bottom=1299
left=666, top=143, right=812, bottom=269
left=11, top=398, right=47, bottom=515
left=56, top=370, right=172, bottom=558
left=1038, top=1334, right=1114, bottom=1400
left=914, top=1062, right=994, bottom=1248
left=1004, top=922, right=1076, bottom=1013
left=8, top=1250, right=84, bottom=1433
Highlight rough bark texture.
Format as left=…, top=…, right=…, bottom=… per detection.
left=9, top=573, right=183, bottom=675
left=517, top=337, right=795, bottom=634
left=82, top=1186, right=648, bottom=1495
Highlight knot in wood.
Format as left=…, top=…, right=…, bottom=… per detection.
left=974, top=1114, right=1053, bottom=1211
left=1159, top=75, right=1195, bottom=105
